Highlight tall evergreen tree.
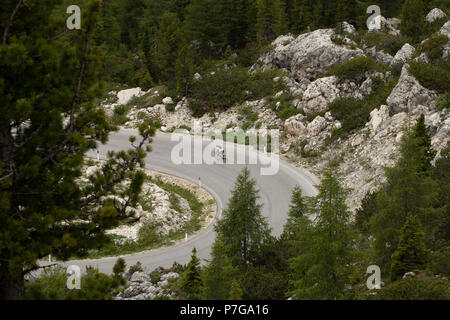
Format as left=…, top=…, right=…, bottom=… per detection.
left=370, top=122, right=438, bottom=271
left=256, top=0, right=287, bottom=42
left=282, top=186, right=307, bottom=238
left=0, top=0, right=154, bottom=299
left=229, top=279, right=243, bottom=300
left=413, top=114, right=436, bottom=172
left=401, top=0, right=425, bottom=41
left=154, top=12, right=183, bottom=84
left=391, top=213, right=429, bottom=281
left=202, top=240, right=238, bottom=300
left=214, top=167, right=271, bottom=268
left=290, top=170, right=354, bottom=300
left=181, top=248, right=203, bottom=299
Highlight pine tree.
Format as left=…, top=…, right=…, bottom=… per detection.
left=154, top=12, right=184, bottom=84
left=256, top=0, right=287, bottom=42
left=229, top=280, right=243, bottom=300
left=215, top=167, right=271, bottom=268
left=202, top=240, right=238, bottom=300
left=175, top=44, right=194, bottom=96
left=181, top=248, right=203, bottom=299
left=282, top=186, right=307, bottom=238
left=0, top=0, right=154, bottom=299
left=401, top=0, right=425, bottom=41
left=290, top=170, right=354, bottom=300
left=413, top=114, right=436, bottom=173
left=391, top=213, right=429, bottom=281
left=370, top=123, right=438, bottom=271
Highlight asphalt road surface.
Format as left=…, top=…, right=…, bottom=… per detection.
left=64, top=129, right=318, bottom=274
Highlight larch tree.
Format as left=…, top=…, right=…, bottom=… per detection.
left=369, top=119, right=438, bottom=271
left=0, top=0, right=154, bottom=299
left=401, top=0, right=425, bottom=41
left=391, top=212, right=429, bottom=281
left=214, top=167, right=271, bottom=268
left=289, top=170, right=354, bottom=300
left=181, top=248, right=203, bottom=299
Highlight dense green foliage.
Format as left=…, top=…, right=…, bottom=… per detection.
left=214, top=167, right=271, bottom=267
left=391, top=213, right=429, bottom=281
left=289, top=171, right=355, bottom=300
left=0, top=0, right=155, bottom=299
left=188, top=67, right=285, bottom=115
left=326, top=56, right=377, bottom=84
left=328, top=76, right=398, bottom=134
left=26, top=259, right=127, bottom=300
left=409, top=58, right=450, bottom=94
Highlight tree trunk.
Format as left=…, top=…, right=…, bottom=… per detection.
left=1, top=274, right=25, bottom=300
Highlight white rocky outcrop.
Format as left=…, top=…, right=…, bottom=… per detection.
left=439, top=21, right=450, bottom=58
left=162, top=97, right=174, bottom=105
left=117, top=88, right=145, bottom=105
left=392, top=43, right=415, bottom=64
left=369, top=16, right=401, bottom=35
left=256, top=28, right=364, bottom=80
left=302, top=76, right=340, bottom=114
left=440, top=21, right=450, bottom=38
left=307, top=116, right=328, bottom=135
left=369, top=105, right=391, bottom=133
left=426, top=8, right=447, bottom=23
left=386, top=64, right=437, bottom=114
left=285, top=114, right=307, bottom=136
left=116, top=269, right=181, bottom=300
left=339, top=21, right=356, bottom=34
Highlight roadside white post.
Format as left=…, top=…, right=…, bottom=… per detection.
left=48, top=254, right=51, bottom=263
left=198, top=177, right=202, bottom=188
left=185, top=232, right=188, bottom=241
left=96, top=150, right=100, bottom=161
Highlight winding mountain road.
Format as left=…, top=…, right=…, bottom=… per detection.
left=66, top=129, right=318, bottom=274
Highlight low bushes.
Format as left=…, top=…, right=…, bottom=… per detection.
left=418, top=34, right=449, bottom=62
left=269, top=92, right=302, bottom=121
left=362, top=31, right=410, bottom=56
left=188, top=67, right=285, bottom=115
left=409, top=58, right=450, bottom=94
left=328, top=76, right=397, bottom=134
left=326, top=56, right=377, bottom=84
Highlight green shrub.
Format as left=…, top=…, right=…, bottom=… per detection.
left=238, top=105, right=259, bottom=122
left=328, top=98, right=368, bottom=133
left=418, top=34, right=449, bottom=62
left=165, top=103, right=176, bottom=112
left=137, top=220, right=161, bottom=246
left=326, top=56, right=377, bottom=84
left=110, top=105, right=130, bottom=126
left=436, top=93, right=450, bottom=111
left=409, top=58, right=450, bottom=93
left=362, top=31, right=409, bottom=55
left=188, top=67, right=284, bottom=115
left=26, top=266, right=124, bottom=300
left=372, top=275, right=449, bottom=300
left=328, top=76, right=398, bottom=134
left=269, top=92, right=301, bottom=120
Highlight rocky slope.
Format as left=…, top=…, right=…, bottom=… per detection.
left=101, top=10, right=449, bottom=213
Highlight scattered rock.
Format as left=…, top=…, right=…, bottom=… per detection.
left=387, top=64, right=437, bottom=114
left=257, top=28, right=364, bottom=80
left=392, top=43, right=415, bottom=64
left=162, top=97, right=174, bottom=105
left=426, top=8, right=447, bottom=23
left=117, top=88, right=144, bottom=105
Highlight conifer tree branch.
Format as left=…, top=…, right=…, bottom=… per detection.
left=2, top=0, right=24, bottom=46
